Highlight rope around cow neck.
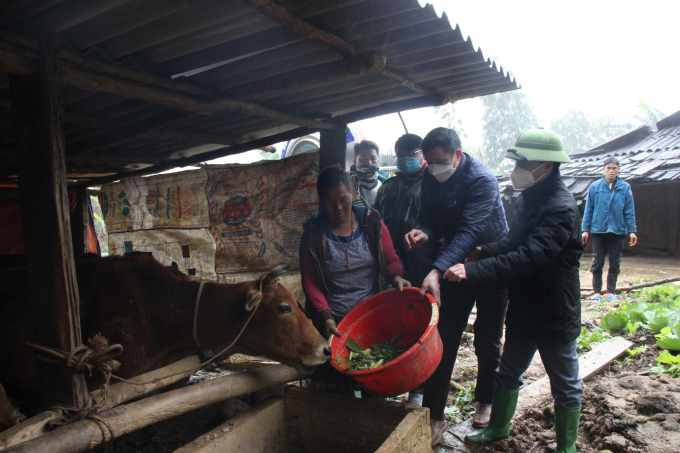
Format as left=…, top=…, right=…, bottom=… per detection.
left=23, top=277, right=268, bottom=427
left=192, top=281, right=206, bottom=349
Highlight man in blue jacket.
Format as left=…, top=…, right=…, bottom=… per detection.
left=581, top=157, right=637, bottom=301
left=404, top=127, right=508, bottom=445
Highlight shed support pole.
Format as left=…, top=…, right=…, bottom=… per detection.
left=69, top=188, right=89, bottom=257
left=9, top=32, right=89, bottom=408
left=319, top=124, right=348, bottom=171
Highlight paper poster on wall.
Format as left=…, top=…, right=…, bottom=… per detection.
left=99, top=169, right=210, bottom=233
left=206, top=152, right=319, bottom=273
left=108, top=228, right=217, bottom=281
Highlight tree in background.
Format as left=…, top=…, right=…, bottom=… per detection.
left=434, top=103, right=468, bottom=139
left=481, top=90, right=538, bottom=172
left=635, top=100, right=667, bottom=125
left=550, top=110, right=630, bottom=154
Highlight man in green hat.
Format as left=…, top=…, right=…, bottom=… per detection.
left=444, top=128, right=584, bottom=453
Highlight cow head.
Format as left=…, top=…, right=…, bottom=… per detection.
left=237, top=266, right=330, bottom=374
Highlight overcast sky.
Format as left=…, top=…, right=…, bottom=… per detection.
left=348, top=0, right=680, bottom=158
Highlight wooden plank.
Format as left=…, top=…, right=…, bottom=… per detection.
left=319, top=125, right=348, bottom=171
left=514, top=336, right=633, bottom=418
left=69, top=188, right=88, bottom=257
left=668, top=181, right=680, bottom=254
left=376, top=409, right=431, bottom=453
left=2, top=365, right=303, bottom=453
left=173, top=397, right=287, bottom=453
left=9, top=31, right=89, bottom=409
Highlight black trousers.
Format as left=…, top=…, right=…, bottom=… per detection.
left=591, top=233, right=625, bottom=293
left=422, top=280, right=508, bottom=421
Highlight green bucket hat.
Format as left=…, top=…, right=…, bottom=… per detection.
left=505, top=128, right=572, bottom=163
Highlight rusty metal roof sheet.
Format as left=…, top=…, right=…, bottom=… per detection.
left=0, top=0, right=519, bottom=181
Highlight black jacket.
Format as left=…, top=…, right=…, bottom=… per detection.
left=465, top=172, right=583, bottom=343
left=374, top=167, right=434, bottom=287
left=416, top=153, right=508, bottom=275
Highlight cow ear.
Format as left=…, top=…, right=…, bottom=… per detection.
left=245, top=290, right=263, bottom=311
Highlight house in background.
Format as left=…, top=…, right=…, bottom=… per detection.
left=499, top=109, right=680, bottom=257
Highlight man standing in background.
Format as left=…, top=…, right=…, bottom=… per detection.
left=374, top=133, right=432, bottom=288
left=350, top=140, right=385, bottom=209
left=581, top=157, right=637, bottom=301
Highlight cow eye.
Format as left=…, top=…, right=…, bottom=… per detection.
left=278, top=305, right=292, bottom=314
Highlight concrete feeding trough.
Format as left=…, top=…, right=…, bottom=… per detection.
left=174, top=386, right=432, bottom=453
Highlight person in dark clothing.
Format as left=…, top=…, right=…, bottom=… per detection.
left=403, top=128, right=509, bottom=446
left=501, top=185, right=516, bottom=227
left=374, top=133, right=432, bottom=288
left=581, top=157, right=638, bottom=301
left=446, top=128, right=583, bottom=453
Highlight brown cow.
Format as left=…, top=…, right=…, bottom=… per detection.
left=0, top=253, right=329, bottom=417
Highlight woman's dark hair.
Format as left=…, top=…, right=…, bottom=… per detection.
left=422, top=127, right=461, bottom=156
left=316, top=165, right=352, bottom=200
left=395, top=134, right=422, bottom=153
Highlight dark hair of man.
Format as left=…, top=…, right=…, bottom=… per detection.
left=354, top=140, right=379, bottom=157
left=421, top=127, right=461, bottom=155
left=316, top=165, right=352, bottom=200
left=603, top=157, right=620, bottom=168
left=395, top=134, right=422, bottom=153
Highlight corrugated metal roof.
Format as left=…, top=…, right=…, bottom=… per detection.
left=0, top=0, right=519, bottom=181
left=498, top=109, right=680, bottom=199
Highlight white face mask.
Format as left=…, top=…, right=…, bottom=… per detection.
left=428, top=163, right=456, bottom=183
left=510, top=163, right=547, bottom=190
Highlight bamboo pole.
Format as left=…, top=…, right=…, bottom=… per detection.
left=581, top=276, right=680, bottom=298
left=0, top=355, right=202, bottom=450
left=1, top=365, right=302, bottom=453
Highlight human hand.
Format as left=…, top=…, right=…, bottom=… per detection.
left=629, top=233, right=638, bottom=247
left=392, top=275, right=411, bottom=291
left=582, top=231, right=590, bottom=245
left=324, top=319, right=341, bottom=339
left=419, top=270, right=441, bottom=306
left=465, top=247, right=482, bottom=263
left=443, top=264, right=467, bottom=282
left=404, top=229, right=429, bottom=251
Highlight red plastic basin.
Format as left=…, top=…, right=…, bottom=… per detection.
left=329, top=288, right=443, bottom=397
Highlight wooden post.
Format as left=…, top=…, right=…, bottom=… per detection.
left=319, top=125, right=348, bottom=171
left=69, top=188, right=88, bottom=257
left=9, top=32, right=89, bottom=409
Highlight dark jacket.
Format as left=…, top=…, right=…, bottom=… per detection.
left=416, top=153, right=508, bottom=275
left=374, top=164, right=434, bottom=287
left=465, top=172, right=584, bottom=343
left=582, top=176, right=637, bottom=235
left=299, top=205, right=403, bottom=321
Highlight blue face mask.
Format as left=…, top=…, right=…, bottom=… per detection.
left=397, top=157, right=421, bottom=174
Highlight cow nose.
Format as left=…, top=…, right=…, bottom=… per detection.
left=323, top=347, right=332, bottom=360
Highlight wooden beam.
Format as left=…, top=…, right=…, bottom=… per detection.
left=0, top=355, right=202, bottom=450
left=9, top=32, right=89, bottom=409
left=319, top=125, right=348, bottom=171
left=0, top=0, right=40, bottom=22
left=2, top=98, right=246, bottom=147
left=236, top=0, right=451, bottom=101
left=69, top=188, right=89, bottom=257
left=227, top=51, right=386, bottom=100
left=1, top=365, right=303, bottom=453
left=238, top=0, right=356, bottom=58
left=0, top=32, right=337, bottom=131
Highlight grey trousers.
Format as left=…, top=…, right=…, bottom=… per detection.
left=495, top=333, right=582, bottom=407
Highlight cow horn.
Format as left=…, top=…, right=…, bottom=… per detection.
left=262, top=264, right=291, bottom=287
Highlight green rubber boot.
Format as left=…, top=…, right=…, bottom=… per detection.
left=555, top=405, right=581, bottom=453
left=465, top=387, right=519, bottom=444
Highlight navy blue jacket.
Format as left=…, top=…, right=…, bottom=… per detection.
left=582, top=177, right=637, bottom=235
left=416, top=153, right=508, bottom=275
